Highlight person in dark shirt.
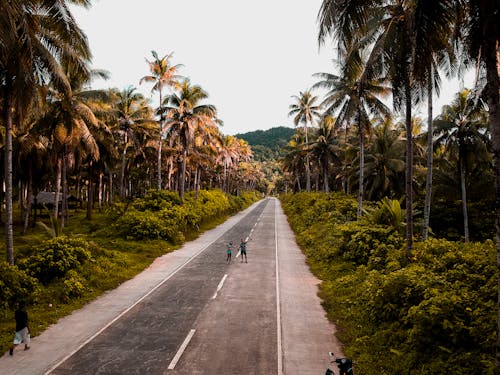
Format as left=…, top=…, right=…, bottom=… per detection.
left=239, top=238, right=248, bottom=263
left=9, top=301, right=30, bottom=355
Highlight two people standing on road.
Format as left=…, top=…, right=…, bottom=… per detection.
left=225, top=238, right=249, bottom=264
left=9, top=301, right=30, bottom=355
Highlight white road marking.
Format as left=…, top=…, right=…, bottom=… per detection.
left=275, top=199, right=283, bottom=375
left=167, top=329, right=196, bottom=370
left=212, top=274, right=228, bottom=299
left=44, top=202, right=262, bottom=374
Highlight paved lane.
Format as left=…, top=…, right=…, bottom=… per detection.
left=0, top=198, right=342, bottom=375
left=171, top=198, right=277, bottom=375
left=51, top=200, right=269, bottom=375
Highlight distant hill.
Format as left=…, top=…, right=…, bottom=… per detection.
left=236, top=127, right=295, bottom=162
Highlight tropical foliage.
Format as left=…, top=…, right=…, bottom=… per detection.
left=281, top=192, right=496, bottom=374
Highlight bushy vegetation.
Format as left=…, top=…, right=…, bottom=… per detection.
left=0, top=189, right=260, bottom=354
left=280, top=192, right=496, bottom=375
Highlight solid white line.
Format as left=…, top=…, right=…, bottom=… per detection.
left=44, top=202, right=262, bottom=375
left=167, top=329, right=196, bottom=369
left=275, top=198, right=283, bottom=375
left=212, top=274, right=228, bottom=299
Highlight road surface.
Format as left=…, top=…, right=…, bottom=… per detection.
left=0, top=198, right=342, bottom=375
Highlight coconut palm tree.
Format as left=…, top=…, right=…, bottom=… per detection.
left=282, top=131, right=309, bottom=192
left=363, top=119, right=405, bottom=200
left=140, top=51, right=183, bottom=190
left=0, top=0, right=91, bottom=264
left=309, top=116, right=341, bottom=192
left=109, top=87, right=156, bottom=198
left=288, top=91, right=322, bottom=192
left=318, top=0, right=456, bottom=257
left=314, top=47, right=391, bottom=216
left=163, top=79, right=218, bottom=203
left=433, top=89, right=489, bottom=242
left=452, top=3, right=500, bottom=363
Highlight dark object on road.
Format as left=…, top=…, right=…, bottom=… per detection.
left=325, top=351, right=355, bottom=375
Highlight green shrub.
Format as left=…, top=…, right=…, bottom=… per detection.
left=337, top=221, right=403, bottom=266
left=133, top=190, right=181, bottom=211
left=280, top=192, right=497, bottom=374
left=0, top=262, right=40, bottom=310
left=63, top=270, right=87, bottom=299
left=115, top=210, right=166, bottom=240
left=18, top=237, right=92, bottom=284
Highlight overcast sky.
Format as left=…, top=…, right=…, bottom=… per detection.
left=71, top=1, right=472, bottom=136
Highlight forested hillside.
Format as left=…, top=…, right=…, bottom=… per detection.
left=236, top=126, right=294, bottom=162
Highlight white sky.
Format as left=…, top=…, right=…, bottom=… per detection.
left=71, top=0, right=473, bottom=136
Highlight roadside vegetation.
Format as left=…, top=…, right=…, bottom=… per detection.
left=0, top=190, right=259, bottom=355
left=281, top=192, right=496, bottom=374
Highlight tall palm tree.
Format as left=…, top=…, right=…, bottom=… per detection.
left=452, top=2, right=500, bottom=364
left=140, top=51, right=182, bottom=190
left=288, top=90, right=322, bottom=192
left=314, top=48, right=391, bottom=216
left=318, top=0, right=455, bottom=258
left=282, top=131, right=309, bottom=192
left=410, top=1, right=456, bottom=240
left=433, top=89, right=489, bottom=242
left=363, top=119, right=405, bottom=200
left=110, top=87, right=156, bottom=198
left=0, top=0, right=91, bottom=264
left=163, top=79, right=218, bottom=203
left=309, top=116, right=341, bottom=192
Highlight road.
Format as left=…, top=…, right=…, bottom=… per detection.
left=0, top=198, right=342, bottom=375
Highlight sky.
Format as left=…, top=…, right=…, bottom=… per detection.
left=71, top=0, right=473, bottom=136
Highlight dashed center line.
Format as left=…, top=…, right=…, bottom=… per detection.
left=212, top=274, right=228, bottom=299
left=167, top=329, right=196, bottom=370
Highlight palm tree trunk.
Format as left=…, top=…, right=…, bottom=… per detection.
left=3, top=88, right=14, bottom=264
left=54, top=157, right=62, bottom=219
left=179, top=151, right=187, bottom=203
left=357, top=116, right=365, bottom=219
left=304, top=124, right=311, bottom=192
left=405, top=79, right=414, bottom=259
left=460, top=156, right=469, bottom=242
left=61, top=152, right=68, bottom=228
left=87, top=162, right=93, bottom=220
left=98, top=172, right=103, bottom=212
left=157, top=92, right=163, bottom=190
left=120, top=133, right=128, bottom=198
left=323, top=160, right=329, bottom=192
left=109, top=171, right=114, bottom=203
left=23, top=165, right=33, bottom=235
left=423, top=71, right=434, bottom=240
left=480, top=12, right=500, bottom=367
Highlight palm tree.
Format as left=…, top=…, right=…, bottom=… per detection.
left=314, top=48, right=391, bottom=216
left=288, top=90, right=322, bottom=192
left=363, top=119, right=405, bottom=200
left=110, top=87, right=156, bottom=198
left=410, top=1, right=456, bottom=240
left=452, top=3, right=500, bottom=364
left=318, top=0, right=456, bottom=258
left=309, top=116, right=341, bottom=192
left=433, top=89, right=489, bottom=242
left=282, top=131, right=309, bottom=192
left=140, top=51, right=182, bottom=190
left=0, top=0, right=91, bottom=264
left=163, top=79, right=218, bottom=203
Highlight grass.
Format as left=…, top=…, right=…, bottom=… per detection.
left=0, top=206, right=232, bottom=355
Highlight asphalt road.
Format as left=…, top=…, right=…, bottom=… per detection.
left=0, top=198, right=342, bottom=375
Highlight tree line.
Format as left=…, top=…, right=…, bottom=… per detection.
left=0, top=1, right=263, bottom=266
left=282, top=0, right=500, bottom=368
